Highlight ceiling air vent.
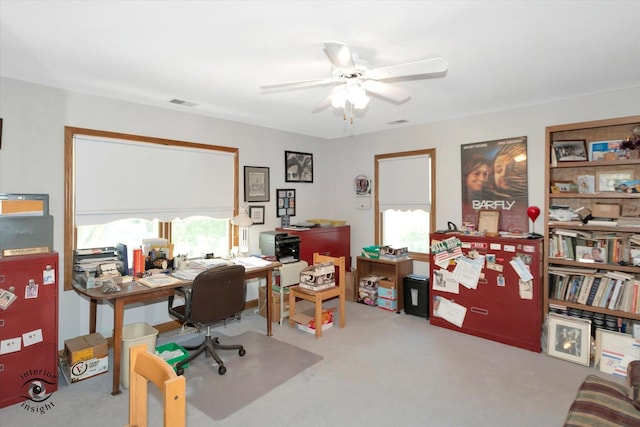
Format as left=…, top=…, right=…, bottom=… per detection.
left=386, top=119, right=408, bottom=125
left=169, top=99, right=197, bottom=107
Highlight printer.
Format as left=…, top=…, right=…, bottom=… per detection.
left=259, top=231, right=300, bottom=263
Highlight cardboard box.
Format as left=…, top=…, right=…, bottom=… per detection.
left=361, top=245, right=381, bottom=259
left=345, top=269, right=357, bottom=302
left=62, top=332, right=109, bottom=383
left=377, top=297, right=398, bottom=311
left=62, top=355, right=109, bottom=383
left=297, top=321, right=333, bottom=334
left=358, top=287, right=378, bottom=306
left=592, top=203, right=621, bottom=218
left=292, top=311, right=333, bottom=334
left=258, top=285, right=287, bottom=323
left=378, top=280, right=397, bottom=300
left=299, top=262, right=335, bottom=291
left=65, top=333, right=108, bottom=365
left=359, top=275, right=385, bottom=290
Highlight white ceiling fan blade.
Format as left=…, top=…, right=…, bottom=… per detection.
left=361, top=80, right=410, bottom=103
left=312, top=94, right=333, bottom=113
left=367, top=57, right=448, bottom=80
left=260, top=77, right=341, bottom=90
left=324, top=41, right=356, bottom=74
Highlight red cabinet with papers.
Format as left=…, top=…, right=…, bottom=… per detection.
left=429, top=234, right=542, bottom=352
left=0, top=252, right=59, bottom=408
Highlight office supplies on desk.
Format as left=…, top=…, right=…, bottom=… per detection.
left=137, top=274, right=183, bottom=288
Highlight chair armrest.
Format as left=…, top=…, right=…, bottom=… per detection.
left=628, top=360, right=640, bottom=402
left=168, top=287, right=192, bottom=319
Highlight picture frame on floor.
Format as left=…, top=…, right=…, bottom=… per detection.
left=547, top=313, right=591, bottom=366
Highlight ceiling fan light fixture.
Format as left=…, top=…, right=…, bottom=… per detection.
left=347, top=85, right=369, bottom=109
left=331, top=86, right=347, bottom=108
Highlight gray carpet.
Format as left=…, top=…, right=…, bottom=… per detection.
left=152, top=330, right=323, bottom=420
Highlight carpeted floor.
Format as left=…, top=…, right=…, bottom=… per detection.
left=152, top=330, right=323, bottom=420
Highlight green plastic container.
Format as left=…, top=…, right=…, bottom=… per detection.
left=155, top=342, right=190, bottom=372
left=361, top=245, right=381, bottom=259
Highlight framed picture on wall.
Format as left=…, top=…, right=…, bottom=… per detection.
left=248, top=205, right=265, bottom=224
left=244, top=166, right=270, bottom=202
left=276, top=189, right=296, bottom=217
left=285, top=151, right=313, bottom=183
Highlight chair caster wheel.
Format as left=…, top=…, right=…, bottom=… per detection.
left=218, top=365, right=227, bottom=375
left=176, top=367, right=185, bottom=376
left=239, top=348, right=246, bottom=357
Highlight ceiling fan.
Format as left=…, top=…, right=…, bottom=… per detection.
left=260, top=42, right=448, bottom=122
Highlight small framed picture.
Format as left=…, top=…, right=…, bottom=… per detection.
left=552, top=140, right=588, bottom=162
left=478, top=210, right=500, bottom=234
left=596, top=170, right=634, bottom=192
left=552, top=181, right=578, bottom=193
left=276, top=188, right=295, bottom=217
left=248, top=205, right=265, bottom=225
left=577, top=175, right=595, bottom=194
left=547, top=313, right=591, bottom=366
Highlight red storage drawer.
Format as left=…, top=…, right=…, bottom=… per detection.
left=429, top=234, right=542, bottom=352
left=0, top=252, right=58, bottom=409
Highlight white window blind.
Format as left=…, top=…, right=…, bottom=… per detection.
left=74, top=135, right=235, bottom=225
left=378, top=154, right=431, bottom=211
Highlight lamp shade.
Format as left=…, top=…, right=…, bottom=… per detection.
left=231, top=211, right=253, bottom=227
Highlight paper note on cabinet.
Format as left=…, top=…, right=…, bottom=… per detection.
left=452, top=256, right=482, bottom=289
left=510, top=257, right=533, bottom=282
left=433, top=296, right=467, bottom=328
left=432, top=269, right=459, bottom=294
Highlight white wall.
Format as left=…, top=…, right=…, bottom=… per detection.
left=1, top=76, right=638, bottom=348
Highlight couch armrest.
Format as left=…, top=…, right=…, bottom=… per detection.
left=628, top=360, right=640, bottom=402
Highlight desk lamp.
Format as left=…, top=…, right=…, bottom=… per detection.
left=231, top=203, right=253, bottom=256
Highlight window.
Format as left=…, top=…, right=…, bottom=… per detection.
left=64, top=127, right=238, bottom=289
left=375, top=149, right=435, bottom=262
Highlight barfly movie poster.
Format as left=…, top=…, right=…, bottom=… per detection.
left=461, top=136, right=529, bottom=233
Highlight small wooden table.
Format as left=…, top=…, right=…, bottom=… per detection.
left=72, top=261, right=281, bottom=395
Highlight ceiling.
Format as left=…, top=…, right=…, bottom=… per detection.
left=1, top=1, right=639, bottom=140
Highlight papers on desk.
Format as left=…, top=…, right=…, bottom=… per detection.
left=233, top=256, right=272, bottom=268
left=137, top=274, right=183, bottom=288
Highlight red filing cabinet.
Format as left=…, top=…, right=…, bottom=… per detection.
left=429, top=234, right=542, bottom=352
left=0, top=252, right=59, bottom=408
left=277, top=225, right=351, bottom=270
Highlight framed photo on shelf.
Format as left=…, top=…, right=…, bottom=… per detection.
left=552, top=140, right=588, bottom=162
left=276, top=188, right=296, bottom=217
left=589, top=139, right=627, bottom=161
left=244, top=166, right=270, bottom=202
left=547, top=313, right=591, bottom=366
left=551, top=181, right=578, bottom=193
left=248, top=205, right=265, bottom=225
left=596, top=170, right=633, bottom=192
left=577, top=175, right=595, bottom=194
left=477, top=210, right=500, bottom=233
left=285, top=151, right=313, bottom=183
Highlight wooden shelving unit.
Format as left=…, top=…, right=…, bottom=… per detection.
left=544, top=115, right=640, bottom=325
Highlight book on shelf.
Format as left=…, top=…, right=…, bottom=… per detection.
left=585, top=276, right=602, bottom=306
left=587, top=218, right=618, bottom=226
left=617, top=217, right=640, bottom=227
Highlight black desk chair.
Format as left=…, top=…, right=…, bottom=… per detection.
left=168, top=264, right=246, bottom=375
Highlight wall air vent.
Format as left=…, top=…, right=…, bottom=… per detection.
left=169, top=99, right=197, bottom=107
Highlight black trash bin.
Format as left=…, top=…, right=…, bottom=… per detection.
left=403, top=274, right=429, bottom=318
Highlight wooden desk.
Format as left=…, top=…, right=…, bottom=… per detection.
left=72, top=262, right=280, bottom=395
